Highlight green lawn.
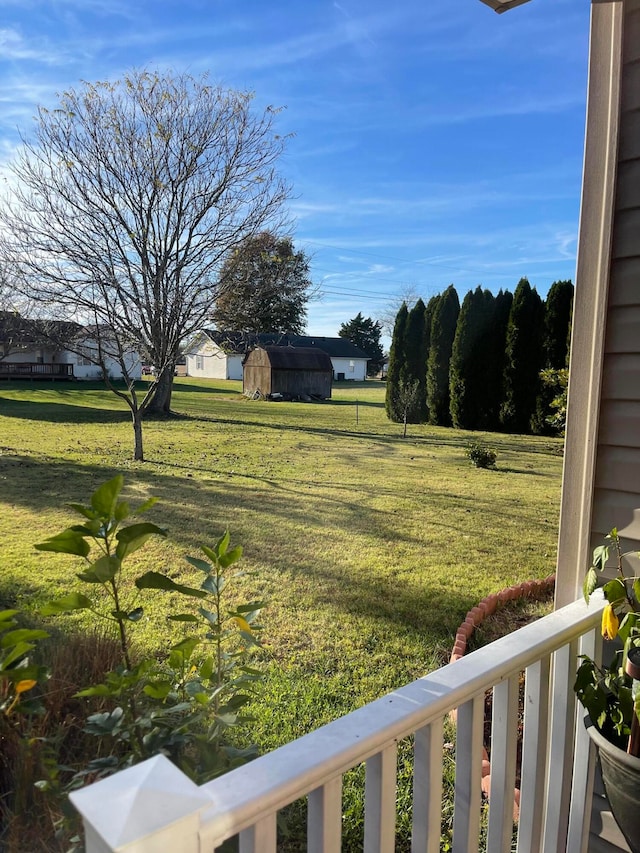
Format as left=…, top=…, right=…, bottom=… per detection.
left=0, top=378, right=563, bottom=846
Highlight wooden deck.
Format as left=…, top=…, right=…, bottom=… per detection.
left=0, top=362, right=74, bottom=380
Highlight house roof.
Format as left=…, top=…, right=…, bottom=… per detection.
left=246, top=346, right=333, bottom=371
left=0, top=312, right=82, bottom=346
left=195, top=330, right=369, bottom=360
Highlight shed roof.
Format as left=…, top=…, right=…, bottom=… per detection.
left=245, top=346, right=333, bottom=371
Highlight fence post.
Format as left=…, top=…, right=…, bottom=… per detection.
left=70, top=754, right=213, bottom=852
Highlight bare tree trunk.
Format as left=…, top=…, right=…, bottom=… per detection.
left=132, top=410, right=144, bottom=461
left=148, top=366, right=174, bottom=415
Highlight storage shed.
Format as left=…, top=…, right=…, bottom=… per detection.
left=243, top=346, right=333, bottom=399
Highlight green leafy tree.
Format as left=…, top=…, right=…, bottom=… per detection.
left=500, top=278, right=544, bottom=433
left=0, top=70, right=290, bottom=458
left=423, top=294, right=440, bottom=421
left=449, top=287, right=495, bottom=430
left=338, top=312, right=384, bottom=376
left=385, top=303, right=409, bottom=422
left=427, top=285, right=460, bottom=426
left=213, top=232, right=312, bottom=334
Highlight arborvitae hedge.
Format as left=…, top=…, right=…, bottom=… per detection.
left=402, top=298, right=428, bottom=422
left=487, top=289, right=513, bottom=431
left=532, top=279, right=574, bottom=433
left=500, top=278, right=544, bottom=434
left=426, top=285, right=459, bottom=426
left=450, top=287, right=495, bottom=429
left=385, top=302, right=409, bottom=422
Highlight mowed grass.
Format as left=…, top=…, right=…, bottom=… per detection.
left=0, top=378, right=562, bottom=843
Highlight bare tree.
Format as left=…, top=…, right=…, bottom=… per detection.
left=377, top=285, right=422, bottom=338
left=0, top=69, right=290, bottom=460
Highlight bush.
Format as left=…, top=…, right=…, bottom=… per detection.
left=466, top=442, right=497, bottom=469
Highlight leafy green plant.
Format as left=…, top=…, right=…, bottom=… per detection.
left=575, top=529, right=640, bottom=749
left=465, top=442, right=497, bottom=469
left=35, top=475, right=265, bottom=786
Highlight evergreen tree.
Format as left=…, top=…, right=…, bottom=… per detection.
left=532, top=280, right=574, bottom=433
left=500, top=279, right=544, bottom=433
left=426, top=285, right=460, bottom=426
left=385, top=303, right=409, bottom=422
left=423, top=294, right=440, bottom=420
left=401, top=298, right=428, bottom=422
left=487, top=289, right=513, bottom=430
left=450, top=287, right=495, bottom=429
left=543, top=280, right=574, bottom=368
left=338, top=312, right=384, bottom=376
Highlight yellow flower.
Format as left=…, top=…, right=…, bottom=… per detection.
left=601, top=604, right=619, bottom=640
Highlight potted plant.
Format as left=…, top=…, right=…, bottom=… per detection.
left=574, top=528, right=640, bottom=853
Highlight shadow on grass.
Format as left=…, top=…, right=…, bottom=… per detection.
left=0, top=449, right=555, bottom=639
left=0, top=397, right=131, bottom=424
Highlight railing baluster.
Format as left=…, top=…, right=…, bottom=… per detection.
left=566, top=627, right=601, bottom=853
left=486, top=674, right=519, bottom=853
left=308, top=777, right=342, bottom=852
left=364, top=743, right=397, bottom=853
left=542, top=638, right=578, bottom=853
left=517, top=654, right=551, bottom=853
left=452, top=694, right=484, bottom=853
left=239, top=814, right=277, bottom=853
left=412, top=718, right=444, bottom=853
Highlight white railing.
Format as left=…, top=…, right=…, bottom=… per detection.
left=71, top=593, right=606, bottom=853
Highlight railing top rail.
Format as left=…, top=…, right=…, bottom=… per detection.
left=199, top=593, right=605, bottom=846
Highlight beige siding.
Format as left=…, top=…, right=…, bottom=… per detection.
left=591, top=0, right=640, bottom=554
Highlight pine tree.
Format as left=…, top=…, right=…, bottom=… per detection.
left=450, top=287, right=495, bottom=429
left=385, top=303, right=409, bottom=422
left=426, top=285, right=460, bottom=426
left=402, top=298, right=428, bottom=422
left=500, top=279, right=544, bottom=433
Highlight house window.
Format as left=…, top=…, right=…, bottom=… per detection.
left=349, top=360, right=355, bottom=372
left=196, top=355, right=204, bottom=370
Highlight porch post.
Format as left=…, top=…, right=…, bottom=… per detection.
left=70, top=754, right=213, bottom=852
left=555, top=0, right=624, bottom=607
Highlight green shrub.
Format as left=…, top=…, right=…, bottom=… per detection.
left=466, top=442, right=497, bottom=469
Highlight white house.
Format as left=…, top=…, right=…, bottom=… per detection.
left=185, top=330, right=370, bottom=381
left=0, top=315, right=141, bottom=381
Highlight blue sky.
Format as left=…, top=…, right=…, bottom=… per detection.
left=0, top=0, right=590, bottom=343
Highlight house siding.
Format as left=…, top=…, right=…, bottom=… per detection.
left=591, top=0, right=640, bottom=565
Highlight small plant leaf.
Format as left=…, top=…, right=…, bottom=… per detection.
left=143, top=680, right=172, bottom=700
left=619, top=612, right=639, bottom=645
left=90, top=475, right=124, bottom=517
left=233, top=616, right=252, bottom=633
left=133, top=496, right=159, bottom=516
left=171, top=637, right=200, bottom=659
left=633, top=578, right=640, bottom=605
left=219, top=546, right=243, bottom=569
left=167, top=614, right=199, bottom=622
left=40, top=593, right=94, bottom=615
left=15, top=679, right=37, bottom=694
left=185, top=556, right=212, bottom=574
left=592, top=544, right=609, bottom=572
left=127, top=607, right=144, bottom=622
left=35, top=529, right=90, bottom=557
left=1, top=628, right=49, bottom=648
left=114, top=501, right=130, bottom=521
left=115, top=522, right=166, bottom=559
left=583, top=567, right=598, bottom=603
left=68, top=503, right=98, bottom=520
left=603, top=578, right=626, bottom=605
left=134, top=571, right=207, bottom=598
left=91, top=555, right=121, bottom=582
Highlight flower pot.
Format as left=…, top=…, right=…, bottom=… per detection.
left=585, top=715, right=640, bottom=853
